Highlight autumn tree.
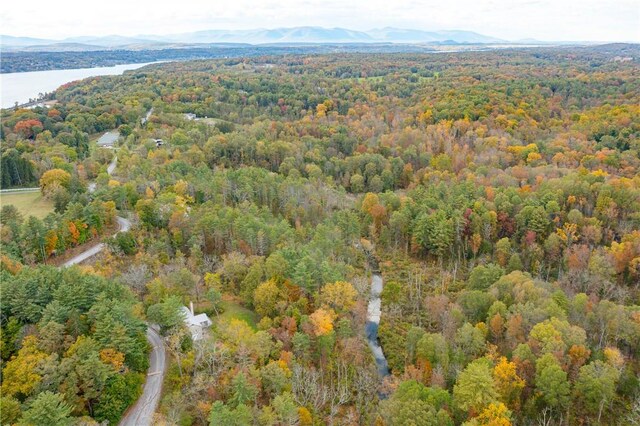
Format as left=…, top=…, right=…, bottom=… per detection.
left=253, top=279, right=282, bottom=318
left=309, top=308, right=335, bottom=337
left=39, top=169, right=71, bottom=197
left=493, top=357, right=524, bottom=410
left=318, top=281, right=357, bottom=313
left=453, top=358, right=499, bottom=415
left=1, top=335, right=47, bottom=398
left=14, top=119, right=43, bottom=139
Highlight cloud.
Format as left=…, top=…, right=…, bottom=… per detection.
left=1, top=0, right=638, bottom=41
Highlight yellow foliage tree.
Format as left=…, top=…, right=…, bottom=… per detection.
left=319, top=281, right=357, bottom=313
left=526, top=152, right=542, bottom=165
left=298, top=407, right=313, bottom=426
left=603, top=347, right=624, bottom=369
left=361, top=193, right=380, bottom=215
left=39, top=168, right=71, bottom=196
left=45, top=230, right=58, bottom=256
left=309, top=308, right=335, bottom=336
left=254, top=279, right=282, bottom=318
left=174, top=179, right=189, bottom=196
left=316, top=103, right=327, bottom=118
left=1, top=335, right=47, bottom=397
left=100, top=348, right=126, bottom=372
left=0, top=255, right=23, bottom=275
left=219, top=319, right=255, bottom=350
left=471, top=402, right=512, bottom=426
left=102, top=201, right=117, bottom=225
left=556, top=223, right=578, bottom=245
left=493, top=357, right=525, bottom=410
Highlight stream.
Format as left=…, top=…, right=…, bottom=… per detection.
left=365, top=271, right=390, bottom=378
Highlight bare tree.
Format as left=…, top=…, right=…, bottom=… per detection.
left=535, top=407, right=564, bottom=426
left=292, top=364, right=329, bottom=413
left=352, top=366, right=378, bottom=423
left=166, top=328, right=188, bottom=377
left=120, top=263, right=149, bottom=293
left=352, top=275, right=370, bottom=300
left=326, top=362, right=351, bottom=426
left=291, top=362, right=353, bottom=425
left=193, top=338, right=231, bottom=378
left=407, top=265, right=427, bottom=326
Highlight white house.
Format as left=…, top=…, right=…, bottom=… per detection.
left=181, top=302, right=212, bottom=341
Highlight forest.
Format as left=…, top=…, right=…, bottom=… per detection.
left=1, top=44, right=639, bottom=425
left=0, top=44, right=439, bottom=73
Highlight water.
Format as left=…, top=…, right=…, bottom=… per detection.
left=0, top=62, right=160, bottom=108
left=366, top=273, right=390, bottom=378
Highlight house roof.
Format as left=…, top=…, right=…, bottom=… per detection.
left=181, top=306, right=212, bottom=326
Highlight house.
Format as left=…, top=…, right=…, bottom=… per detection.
left=181, top=302, right=212, bottom=341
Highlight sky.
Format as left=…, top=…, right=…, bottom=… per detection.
left=2, top=0, right=639, bottom=42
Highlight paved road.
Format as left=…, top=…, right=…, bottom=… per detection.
left=64, top=154, right=127, bottom=267
left=107, top=155, right=118, bottom=175
left=119, top=327, right=166, bottom=426
left=61, top=216, right=131, bottom=267
left=62, top=148, right=167, bottom=424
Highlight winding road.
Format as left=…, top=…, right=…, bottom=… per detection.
left=61, top=216, right=131, bottom=267
left=60, top=151, right=167, bottom=425
left=63, top=155, right=129, bottom=267
left=119, top=326, right=166, bottom=426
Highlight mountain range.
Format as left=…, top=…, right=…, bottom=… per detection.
left=1, top=27, right=511, bottom=51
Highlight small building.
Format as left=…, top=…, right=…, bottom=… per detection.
left=181, top=302, right=212, bottom=341
left=184, top=113, right=197, bottom=121
left=152, top=138, right=164, bottom=147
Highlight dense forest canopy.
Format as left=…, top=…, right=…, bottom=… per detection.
left=1, top=45, right=639, bottom=425
left=1, top=44, right=445, bottom=74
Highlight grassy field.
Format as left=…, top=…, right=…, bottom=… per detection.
left=217, top=299, right=258, bottom=330
left=1, top=191, right=54, bottom=219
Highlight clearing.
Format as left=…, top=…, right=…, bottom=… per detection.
left=1, top=191, right=53, bottom=219
left=217, top=298, right=258, bottom=330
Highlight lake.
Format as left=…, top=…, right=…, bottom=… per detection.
left=0, top=62, right=161, bottom=108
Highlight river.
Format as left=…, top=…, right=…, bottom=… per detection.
left=0, top=62, right=161, bottom=108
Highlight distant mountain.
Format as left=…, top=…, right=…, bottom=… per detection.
left=367, top=27, right=505, bottom=44
left=256, top=27, right=374, bottom=43
left=5, top=42, right=107, bottom=52
left=431, top=30, right=505, bottom=44
left=63, top=35, right=160, bottom=47
left=144, top=27, right=374, bottom=44
left=147, top=27, right=501, bottom=45
left=1, top=26, right=508, bottom=51
left=0, top=35, right=56, bottom=47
